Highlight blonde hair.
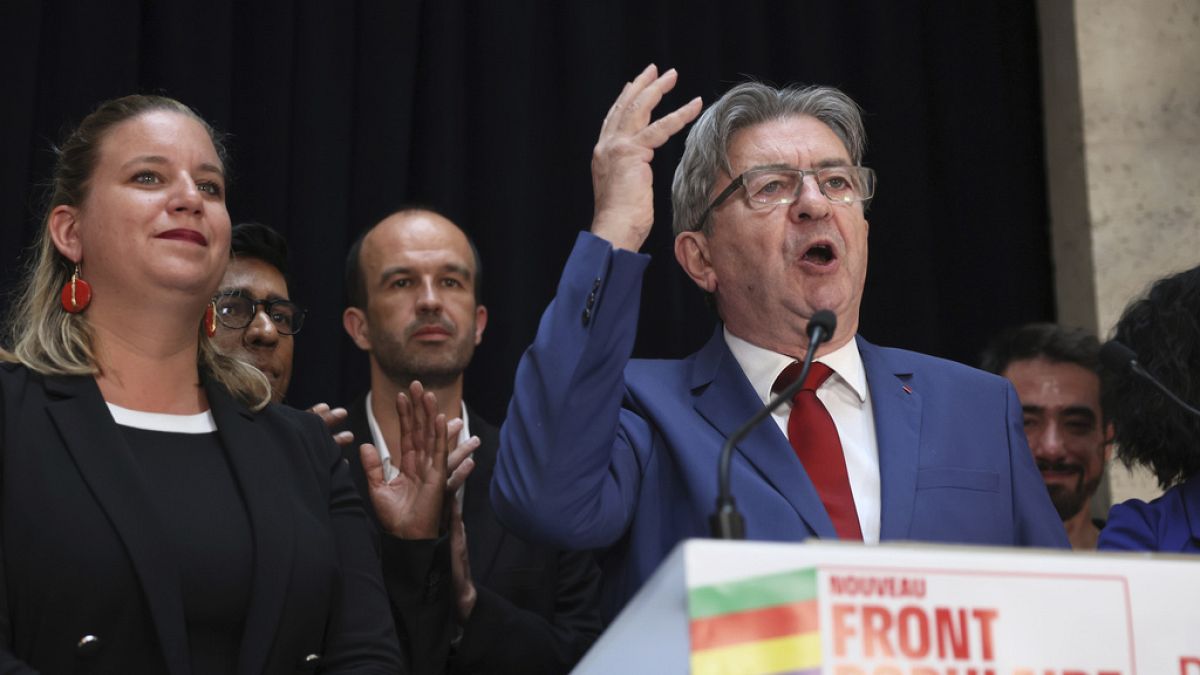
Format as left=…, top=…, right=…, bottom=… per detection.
left=2, top=94, right=271, bottom=410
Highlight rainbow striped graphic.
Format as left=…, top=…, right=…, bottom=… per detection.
left=688, top=567, right=821, bottom=675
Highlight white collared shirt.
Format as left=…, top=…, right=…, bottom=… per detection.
left=724, top=327, right=881, bottom=543
left=365, top=392, right=470, bottom=499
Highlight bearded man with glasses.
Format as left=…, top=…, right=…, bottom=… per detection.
left=491, top=67, right=1068, bottom=619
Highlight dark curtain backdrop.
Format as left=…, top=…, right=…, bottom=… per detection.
left=0, top=1, right=1054, bottom=423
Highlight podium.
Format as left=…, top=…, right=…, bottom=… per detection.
left=572, top=539, right=1200, bottom=674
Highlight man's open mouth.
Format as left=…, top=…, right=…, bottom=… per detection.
left=802, top=243, right=836, bottom=265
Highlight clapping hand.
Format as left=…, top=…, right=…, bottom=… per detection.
left=359, top=381, right=479, bottom=540
left=309, top=402, right=355, bottom=447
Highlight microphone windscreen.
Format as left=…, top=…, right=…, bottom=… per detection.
left=808, top=310, right=838, bottom=340
left=1100, top=339, right=1137, bottom=372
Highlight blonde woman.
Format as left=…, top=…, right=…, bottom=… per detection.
left=0, top=95, right=403, bottom=674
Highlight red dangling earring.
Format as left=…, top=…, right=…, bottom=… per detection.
left=60, top=263, right=92, bottom=313
left=204, top=301, right=218, bottom=337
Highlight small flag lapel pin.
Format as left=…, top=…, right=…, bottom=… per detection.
left=902, top=384, right=913, bottom=395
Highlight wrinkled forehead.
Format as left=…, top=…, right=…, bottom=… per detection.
left=724, top=115, right=853, bottom=176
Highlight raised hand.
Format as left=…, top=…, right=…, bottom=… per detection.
left=447, top=431, right=478, bottom=493
left=590, top=64, right=703, bottom=252
left=359, top=381, right=476, bottom=539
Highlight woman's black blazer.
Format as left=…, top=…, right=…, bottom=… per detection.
left=0, top=362, right=404, bottom=674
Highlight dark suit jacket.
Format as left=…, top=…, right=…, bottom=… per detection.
left=0, top=363, right=403, bottom=674
left=341, top=399, right=602, bottom=675
left=491, top=232, right=1070, bottom=617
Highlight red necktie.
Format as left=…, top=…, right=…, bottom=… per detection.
left=775, top=362, right=863, bottom=541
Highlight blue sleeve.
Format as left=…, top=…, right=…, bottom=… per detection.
left=491, top=232, right=653, bottom=550
left=1098, top=499, right=1161, bottom=552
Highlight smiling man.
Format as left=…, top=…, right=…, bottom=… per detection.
left=490, top=67, right=1068, bottom=618
left=982, top=323, right=1113, bottom=549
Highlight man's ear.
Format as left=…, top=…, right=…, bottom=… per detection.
left=342, top=307, right=372, bottom=351
left=674, top=231, right=717, bottom=293
left=473, top=304, right=488, bottom=346
left=48, top=205, right=83, bottom=262
left=1103, top=421, right=1115, bottom=462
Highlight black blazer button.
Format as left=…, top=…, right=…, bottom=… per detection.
left=582, top=308, right=592, bottom=325
left=76, top=634, right=102, bottom=657
left=586, top=291, right=596, bottom=308
left=299, top=653, right=321, bottom=670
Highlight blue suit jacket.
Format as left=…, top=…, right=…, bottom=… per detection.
left=491, top=233, right=1067, bottom=617
left=1098, top=474, right=1200, bottom=553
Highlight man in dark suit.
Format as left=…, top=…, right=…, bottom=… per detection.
left=490, top=67, right=1069, bottom=618
left=339, top=208, right=602, bottom=674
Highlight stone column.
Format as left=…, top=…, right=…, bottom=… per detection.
left=1038, top=0, right=1200, bottom=507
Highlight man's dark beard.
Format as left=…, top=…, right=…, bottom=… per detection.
left=382, top=359, right=465, bottom=390
left=1045, top=474, right=1101, bottom=521
left=372, top=322, right=476, bottom=390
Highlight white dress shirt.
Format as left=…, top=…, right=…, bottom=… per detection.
left=366, top=392, right=470, bottom=501
left=724, top=328, right=882, bottom=543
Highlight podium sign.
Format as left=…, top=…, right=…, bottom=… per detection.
left=572, top=540, right=1200, bottom=674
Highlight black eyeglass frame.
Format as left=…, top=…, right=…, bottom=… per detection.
left=693, top=165, right=876, bottom=232
left=212, top=290, right=308, bottom=335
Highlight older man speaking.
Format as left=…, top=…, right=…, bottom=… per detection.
left=492, top=66, right=1066, bottom=617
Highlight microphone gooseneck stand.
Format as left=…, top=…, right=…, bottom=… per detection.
left=710, top=310, right=838, bottom=539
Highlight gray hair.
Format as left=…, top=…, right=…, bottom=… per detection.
left=671, top=81, right=867, bottom=235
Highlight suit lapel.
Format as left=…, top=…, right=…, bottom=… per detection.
left=858, top=337, right=923, bottom=540
left=205, top=382, right=294, bottom=675
left=45, top=375, right=191, bottom=675
left=342, top=397, right=383, bottom=530
left=689, top=328, right=836, bottom=538
left=463, top=411, right=505, bottom=582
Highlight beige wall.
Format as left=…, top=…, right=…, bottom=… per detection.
left=1038, top=0, right=1200, bottom=506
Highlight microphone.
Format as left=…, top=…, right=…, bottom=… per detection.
left=710, top=310, right=838, bottom=539
left=1100, top=339, right=1200, bottom=419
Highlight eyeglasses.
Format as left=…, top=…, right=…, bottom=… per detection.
left=213, top=291, right=307, bottom=335
left=695, top=166, right=876, bottom=231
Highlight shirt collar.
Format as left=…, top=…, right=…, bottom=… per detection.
left=365, top=391, right=471, bottom=465
left=723, top=326, right=868, bottom=405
